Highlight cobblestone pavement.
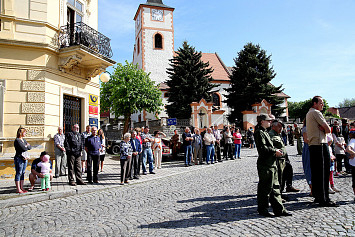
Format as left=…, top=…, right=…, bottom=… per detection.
left=0, top=146, right=355, bottom=236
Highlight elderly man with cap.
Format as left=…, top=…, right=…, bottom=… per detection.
left=269, top=120, right=299, bottom=200
left=254, top=113, right=291, bottom=217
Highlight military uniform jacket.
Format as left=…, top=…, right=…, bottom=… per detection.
left=294, top=127, right=302, bottom=139
left=269, top=129, right=288, bottom=161
left=254, top=126, right=278, bottom=168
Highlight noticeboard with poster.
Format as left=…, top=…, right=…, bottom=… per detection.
left=89, top=105, right=98, bottom=115
left=89, top=118, right=98, bottom=128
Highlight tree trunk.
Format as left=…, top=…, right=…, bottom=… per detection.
left=123, top=114, right=131, bottom=134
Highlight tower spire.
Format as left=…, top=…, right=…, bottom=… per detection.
left=147, top=0, right=163, bottom=3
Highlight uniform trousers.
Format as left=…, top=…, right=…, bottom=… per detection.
left=296, top=138, right=303, bottom=155
left=257, top=165, right=285, bottom=215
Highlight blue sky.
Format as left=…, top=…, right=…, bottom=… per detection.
left=98, top=0, right=355, bottom=107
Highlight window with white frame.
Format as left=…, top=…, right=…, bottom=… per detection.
left=67, top=0, right=83, bottom=25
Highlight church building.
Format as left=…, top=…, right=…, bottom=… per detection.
left=131, top=0, right=289, bottom=129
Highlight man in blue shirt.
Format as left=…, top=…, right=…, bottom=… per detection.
left=85, top=126, right=102, bottom=184
left=140, top=126, right=155, bottom=175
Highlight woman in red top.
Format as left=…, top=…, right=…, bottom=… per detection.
left=233, top=128, right=242, bottom=159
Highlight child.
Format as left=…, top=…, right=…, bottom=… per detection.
left=37, top=155, right=52, bottom=191
left=327, top=134, right=340, bottom=193
left=346, top=129, right=355, bottom=201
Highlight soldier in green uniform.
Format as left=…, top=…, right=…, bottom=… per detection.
left=270, top=120, right=300, bottom=195
left=254, top=114, right=292, bottom=217
left=294, top=123, right=303, bottom=155
left=269, top=120, right=288, bottom=200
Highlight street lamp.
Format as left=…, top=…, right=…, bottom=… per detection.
left=99, top=71, right=111, bottom=83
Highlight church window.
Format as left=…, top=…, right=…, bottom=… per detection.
left=212, top=93, right=221, bottom=107
left=137, top=38, right=140, bottom=54
left=154, top=33, right=163, bottom=49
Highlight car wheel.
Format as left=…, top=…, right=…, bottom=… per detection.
left=112, top=144, right=120, bottom=155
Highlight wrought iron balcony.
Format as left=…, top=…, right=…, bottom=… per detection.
left=59, top=22, right=113, bottom=58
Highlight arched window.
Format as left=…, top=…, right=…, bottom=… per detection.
left=154, top=33, right=163, bottom=49
left=212, top=93, right=221, bottom=107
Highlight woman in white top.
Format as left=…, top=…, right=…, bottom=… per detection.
left=345, top=129, right=355, bottom=200
left=152, top=131, right=166, bottom=169
left=332, top=126, right=347, bottom=175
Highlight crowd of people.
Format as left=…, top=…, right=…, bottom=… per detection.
left=11, top=96, right=355, bottom=219
left=254, top=95, right=355, bottom=217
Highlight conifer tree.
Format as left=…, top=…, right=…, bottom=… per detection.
left=225, top=43, right=285, bottom=124
left=166, top=41, right=217, bottom=118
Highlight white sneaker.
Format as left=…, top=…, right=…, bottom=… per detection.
left=329, top=187, right=335, bottom=194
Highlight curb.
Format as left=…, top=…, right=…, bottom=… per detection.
left=0, top=160, right=223, bottom=208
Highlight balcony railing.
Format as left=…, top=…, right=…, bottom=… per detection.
left=59, top=22, right=113, bottom=58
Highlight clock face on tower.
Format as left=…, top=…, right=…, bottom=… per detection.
left=152, top=9, right=163, bottom=21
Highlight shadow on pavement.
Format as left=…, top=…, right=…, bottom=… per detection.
left=139, top=194, right=319, bottom=229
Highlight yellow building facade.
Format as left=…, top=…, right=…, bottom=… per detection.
left=0, top=0, right=115, bottom=179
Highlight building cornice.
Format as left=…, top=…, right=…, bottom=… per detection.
left=0, top=14, right=59, bottom=32
left=0, top=63, right=100, bottom=88
left=0, top=38, right=59, bottom=52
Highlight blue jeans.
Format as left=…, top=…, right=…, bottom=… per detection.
left=235, top=144, right=241, bottom=158
left=206, top=144, right=215, bottom=163
left=14, top=156, right=27, bottom=181
left=184, top=145, right=192, bottom=165
left=142, top=148, right=154, bottom=173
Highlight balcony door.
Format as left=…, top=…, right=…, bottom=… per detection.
left=67, top=0, right=83, bottom=26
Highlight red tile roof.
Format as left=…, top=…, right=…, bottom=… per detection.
left=201, top=53, right=230, bottom=82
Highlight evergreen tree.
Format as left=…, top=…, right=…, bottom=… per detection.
left=166, top=41, right=217, bottom=118
left=225, top=43, right=285, bottom=124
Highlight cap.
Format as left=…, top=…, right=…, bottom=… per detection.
left=272, top=119, right=284, bottom=126
left=257, top=113, right=273, bottom=123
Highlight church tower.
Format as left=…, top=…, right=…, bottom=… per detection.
left=133, top=0, right=175, bottom=85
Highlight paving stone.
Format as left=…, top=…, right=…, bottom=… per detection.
left=0, top=146, right=354, bottom=236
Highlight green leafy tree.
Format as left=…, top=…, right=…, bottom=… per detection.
left=100, top=61, right=163, bottom=133
left=225, top=43, right=285, bottom=125
left=338, top=98, right=355, bottom=107
left=166, top=41, right=217, bottom=119
left=288, top=98, right=330, bottom=121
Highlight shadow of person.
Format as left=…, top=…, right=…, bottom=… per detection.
left=139, top=194, right=316, bottom=229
